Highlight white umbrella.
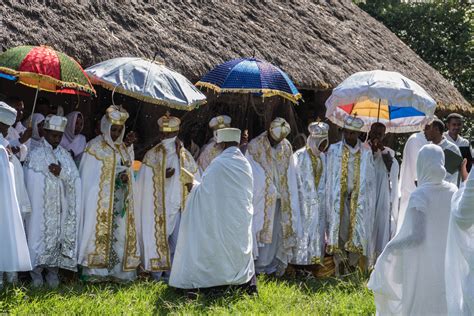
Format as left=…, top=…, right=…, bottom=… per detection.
left=85, top=57, right=206, bottom=111
left=325, top=70, right=437, bottom=133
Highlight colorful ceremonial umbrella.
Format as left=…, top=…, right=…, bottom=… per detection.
left=325, top=70, right=436, bottom=133
left=0, top=45, right=96, bottom=117
left=196, top=57, right=302, bottom=104
left=85, top=57, right=207, bottom=111
left=0, top=45, right=95, bottom=96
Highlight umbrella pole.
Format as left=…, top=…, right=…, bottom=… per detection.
left=29, top=85, right=40, bottom=127
left=377, top=98, right=381, bottom=123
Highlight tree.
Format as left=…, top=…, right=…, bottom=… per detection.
left=358, top=0, right=473, bottom=103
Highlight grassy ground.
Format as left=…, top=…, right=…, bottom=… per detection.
left=0, top=273, right=374, bottom=315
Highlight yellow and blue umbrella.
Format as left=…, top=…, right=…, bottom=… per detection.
left=196, top=58, right=302, bottom=104
left=325, top=70, right=436, bottom=133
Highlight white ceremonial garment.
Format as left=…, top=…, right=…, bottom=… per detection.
left=369, top=146, right=400, bottom=258
left=7, top=122, right=28, bottom=161
left=27, top=113, right=45, bottom=153
left=398, top=132, right=428, bottom=234
left=326, top=140, right=376, bottom=263
left=0, top=137, right=31, bottom=272
left=436, top=137, right=462, bottom=186
left=136, top=136, right=199, bottom=272
left=446, top=170, right=474, bottom=316
left=78, top=117, right=140, bottom=281
left=291, top=146, right=327, bottom=265
left=368, top=144, right=457, bottom=316
left=24, top=139, right=81, bottom=271
left=11, top=154, right=31, bottom=217
left=60, top=111, right=87, bottom=164
left=169, top=146, right=254, bottom=289
left=197, top=137, right=222, bottom=173
left=445, top=132, right=471, bottom=148
left=245, top=132, right=300, bottom=274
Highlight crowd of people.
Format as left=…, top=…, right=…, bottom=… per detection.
left=0, top=95, right=472, bottom=314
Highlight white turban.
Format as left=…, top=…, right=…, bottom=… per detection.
left=216, top=128, right=241, bottom=144
left=269, top=117, right=291, bottom=141
left=0, top=101, right=17, bottom=126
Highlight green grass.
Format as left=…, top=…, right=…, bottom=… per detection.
left=0, top=274, right=375, bottom=315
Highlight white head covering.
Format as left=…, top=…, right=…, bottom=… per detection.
left=216, top=128, right=241, bottom=144
left=269, top=117, right=291, bottom=141
left=307, top=121, right=329, bottom=153
left=43, top=115, right=67, bottom=132
left=62, top=111, right=83, bottom=143
left=416, top=144, right=446, bottom=186
left=101, top=115, right=125, bottom=148
left=31, top=113, right=45, bottom=141
left=0, top=101, right=17, bottom=126
left=343, top=115, right=364, bottom=132
left=158, top=114, right=180, bottom=133
left=209, top=115, right=231, bottom=130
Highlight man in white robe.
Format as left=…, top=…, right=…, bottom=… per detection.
left=368, top=144, right=457, bottom=315
left=170, top=128, right=255, bottom=293
left=291, top=121, right=329, bottom=266
left=445, top=160, right=474, bottom=315
left=0, top=102, right=31, bottom=289
left=136, top=114, right=199, bottom=282
left=425, top=119, right=462, bottom=185
left=398, top=127, right=429, bottom=233
left=444, top=113, right=472, bottom=150
left=246, top=117, right=300, bottom=275
left=365, top=123, right=400, bottom=259
left=326, top=116, right=376, bottom=274
left=197, top=115, right=231, bottom=173
left=24, top=115, right=81, bottom=288
left=5, top=96, right=31, bottom=162
left=78, top=106, right=140, bottom=282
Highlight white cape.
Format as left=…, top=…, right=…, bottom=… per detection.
left=169, top=146, right=254, bottom=289
left=369, top=144, right=457, bottom=316
left=0, top=141, right=31, bottom=271
left=445, top=170, right=474, bottom=315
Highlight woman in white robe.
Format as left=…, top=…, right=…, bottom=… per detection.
left=368, top=144, right=457, bottom=315
left=445, top=164, right=474, bottom=315
left=169, top=128, right=254, bottom=290
left=60, top=111, right=87, bottom=165
left=78, top=106, right=140, bottom=282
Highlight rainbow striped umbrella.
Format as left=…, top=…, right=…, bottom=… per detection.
left=325, top=70, right=436, bottom=133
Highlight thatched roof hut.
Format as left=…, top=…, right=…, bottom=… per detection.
left=1, top=0, right=471, bottom=117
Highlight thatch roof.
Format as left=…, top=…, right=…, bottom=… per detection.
left=1, top=0, right=471, bottom=114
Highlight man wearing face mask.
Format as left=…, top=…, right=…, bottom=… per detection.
left=24, top=115, right=81, bottom=288
left=245, top=117, right=300, bottom=276
left=78, top=106, right=140, bottom=283
left=291, top=121, right=329, bottom=267
left=136, top=113, right=199, bottom=282
left=326, top=116, right=376, bottom=275
left=365, top=123, right=400, bottom=260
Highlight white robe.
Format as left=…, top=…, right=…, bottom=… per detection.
left=78, top=119, right=140, bottom=281
left=291, top=147, right=327, bottom=265
left=369, top=144, right=457, bottom=316
left=369, top=145, right=400, bottom=258
left=197, top=138, right=222, bottom=173
left=136, top=137, right=199, bottom=272
left=0, top=137, right=31, bottom=272
left=24, top=139, right=81, bottom=271
left=398, top=132, right=428, bottom=233
left=245, top=132, right=300, bottom=274
left=169, top=146, right=254, bottom=289
left=326, top=140, right=376, bottom=263
left=436, top=137, right=462, bottom=186
left=445, top=170, right=474, bottom=315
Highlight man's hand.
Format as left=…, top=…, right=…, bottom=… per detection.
left=120, top=172, right=129, bottom=184
left=461, top=158, right=469, bottom=182
left=19, top=127, right=32, bottom=144
left=49, top=163, right=62, bottom=177
left=124, top=131, right=137, bottom=147
left=10, top=146, right=21, bottom=155
left=382, top=153, right=393, bottom=172
left=166, top=167, right=175, bottom=178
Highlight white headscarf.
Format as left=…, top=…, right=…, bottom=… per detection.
left=416, top=144, right=446, bottom=186
left=31, top=113, right=45, bottom=141
left=100, top=115, right=125, bottom=149
left=60, top=111, right=86, bottom=159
